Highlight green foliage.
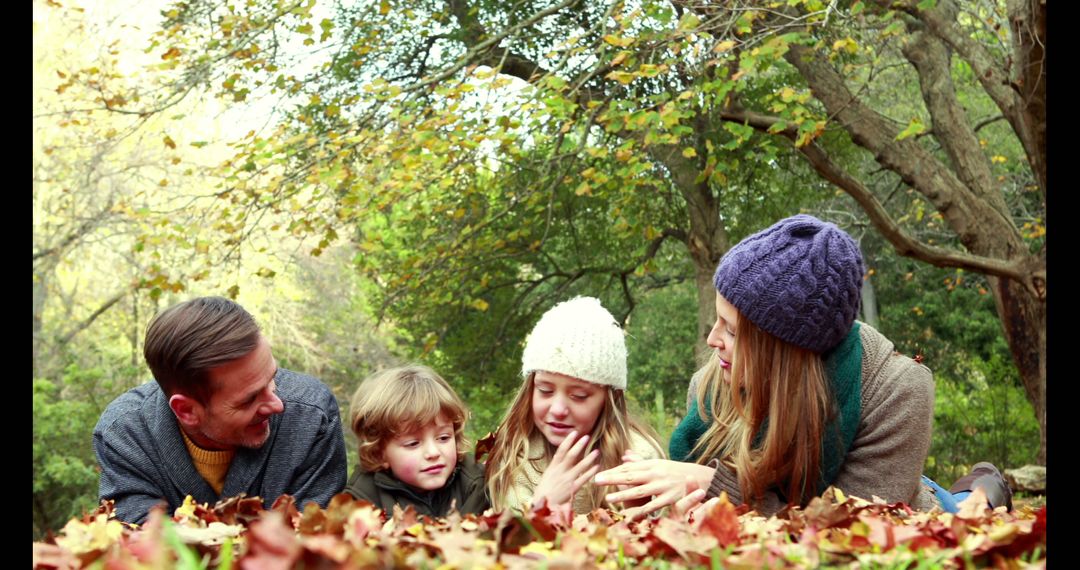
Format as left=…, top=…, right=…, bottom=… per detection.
left=925, top=353, right=1039, bottom=483
left=866, top=238, right=1038, bottom=479
left=875, top=261, right=1008, bottom=383
left=624, top=276, right=700, bottom=443
left=33, top=365, right=124, bottom=540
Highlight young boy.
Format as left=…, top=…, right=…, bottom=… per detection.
left=344, top=365, right=489, bottom=517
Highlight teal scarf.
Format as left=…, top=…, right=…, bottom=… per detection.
left=668, top=323, right=862, bottom=495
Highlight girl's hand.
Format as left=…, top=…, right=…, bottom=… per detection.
left=594, top=459, right=717, bottom=520
left=530, top=430, right=600, bottom=511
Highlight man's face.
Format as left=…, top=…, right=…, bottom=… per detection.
left=191, top=336, right=285, bottom=450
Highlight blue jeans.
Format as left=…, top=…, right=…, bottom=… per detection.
left=921, top=475, right=972, bottom=513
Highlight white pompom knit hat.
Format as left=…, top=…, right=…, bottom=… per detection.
left=520, top=296, right=628, bottom=390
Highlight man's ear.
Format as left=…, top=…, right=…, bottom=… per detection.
left=168, top=394, right=204, bottom=428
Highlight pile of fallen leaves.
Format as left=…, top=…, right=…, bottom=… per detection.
left=33, top=488, right=1045, bottom=569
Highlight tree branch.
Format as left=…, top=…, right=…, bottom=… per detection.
left=716, top=108, right=1042, bottom=296
left=783, top=41, right=1025, bottom=256
left=877, top=0, right=1044, bottom=195
left=900, top=14, right=1007, bottom=218
left=56, top=291, right=127, bottom=346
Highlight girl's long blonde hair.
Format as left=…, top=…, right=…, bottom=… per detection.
left=485, top=372, right=664, bottom=511
left=690, top=313, right=834, bottom=507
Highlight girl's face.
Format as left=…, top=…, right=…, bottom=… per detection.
left=531, top=370, right=606, bottom=446
left=706, top=292, right=739, bottom=383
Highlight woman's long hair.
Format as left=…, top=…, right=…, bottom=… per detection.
left=690, top=313, right=834, bottom=507
left=485, top=372, right=664, bottom=512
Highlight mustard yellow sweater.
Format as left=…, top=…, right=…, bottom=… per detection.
left=180, top=430, right=235, bottom=495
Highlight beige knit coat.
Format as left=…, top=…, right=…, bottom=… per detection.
left=689, top=322, right=937, bottom=515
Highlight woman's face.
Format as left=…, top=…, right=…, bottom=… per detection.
left=706, top=292, right=739, bottom=383
left=531, top=370, right=606, bottom=446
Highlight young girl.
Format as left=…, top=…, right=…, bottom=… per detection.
left=344, top=365, right=489, bottom=517
left=485, top=296, right=665, bottom=514
left=595, top=215, right=1011, bottom=517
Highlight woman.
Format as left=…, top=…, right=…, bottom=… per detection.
left=594, top=214, right=1011, bottom=517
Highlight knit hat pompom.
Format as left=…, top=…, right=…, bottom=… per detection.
left=713, top=214, right=864, bottom=353
left=521, top=296, right=627, bottom=390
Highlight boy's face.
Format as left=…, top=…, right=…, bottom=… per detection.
left=381, top=413, right=458, bottom=491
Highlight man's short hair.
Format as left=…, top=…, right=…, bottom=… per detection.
left=144, top=296, right=261, bottom=404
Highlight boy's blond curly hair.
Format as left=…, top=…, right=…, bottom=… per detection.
left=349, top=365, right=470, bottom=472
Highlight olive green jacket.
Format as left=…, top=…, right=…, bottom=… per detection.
left=344, top=454, right=489, bottom=518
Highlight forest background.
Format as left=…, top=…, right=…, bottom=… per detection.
left=32, top=0, right=1045, bottom=540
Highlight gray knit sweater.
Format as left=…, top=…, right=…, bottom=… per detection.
left=93, top=369, right=348, bottom=524
left=689, top=322, right=936, bottom=515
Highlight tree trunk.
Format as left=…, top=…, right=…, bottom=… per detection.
left=654, top=144, right=729, bottom=365
left=32, top=270, right=47, bottom=379
left=860, top=276, right=880, bottom=330
left=989, top=275, right=1046, bottom=464
left=690, top=250, right=718, bottom=360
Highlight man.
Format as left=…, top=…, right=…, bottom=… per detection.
left=93, top=296, right=348, bottom=524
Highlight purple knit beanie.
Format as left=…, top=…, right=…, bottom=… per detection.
left=713, top=214, right=864, bottom=353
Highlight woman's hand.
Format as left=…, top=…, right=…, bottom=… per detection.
left=613, top=452, right=649, bottom=508
left=530, top=430, right=600, bottom=511
left=671, top=488, right=721, bottom=526
left=593, top=459, right=717, bottom=520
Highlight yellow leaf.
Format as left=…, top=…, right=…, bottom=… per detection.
left=713, top=40, right=735, bottom=53
left=832, top=37, right=858, bottom=54
left=380, top=0, right=390, bottom=15
left=603, top=34, right=635, bottom=48
left=54, top=514, right=124, bottom=555
left=172, top=522, right=244, bottom=545
left=682, top=147, right=697, bottom=158
left=605, top=71, right=635, bottom=84
left=163, top=135, right=176, bottom=149
left=175, top=495, right=198, bottom=520
left=610, top=51, right=629, bottom=66
left=472, top=298, right=489, bottom=311
left=520, top=541, right=555, bottom=558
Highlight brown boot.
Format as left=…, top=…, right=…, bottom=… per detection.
left=949, top=462, right=1013, bottom=511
